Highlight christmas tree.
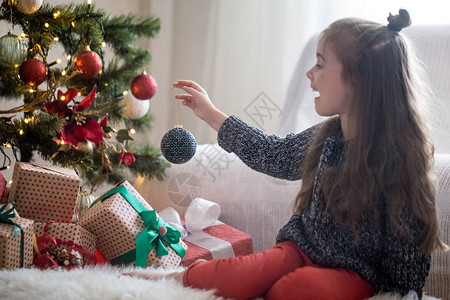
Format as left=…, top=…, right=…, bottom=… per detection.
left=0, top=0, right=169, bottom=192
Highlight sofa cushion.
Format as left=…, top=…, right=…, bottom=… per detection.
left=424, top=154, right=450, bottom=299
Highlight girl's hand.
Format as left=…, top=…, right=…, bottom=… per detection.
left=173, top=80, right=228, bottom=132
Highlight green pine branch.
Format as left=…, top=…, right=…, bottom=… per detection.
left=103, top=14, right=161, bottom=56
left=125, top=143, right=169, bottom=181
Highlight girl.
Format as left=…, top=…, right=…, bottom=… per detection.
left=127, top=9, right=447, bottom=300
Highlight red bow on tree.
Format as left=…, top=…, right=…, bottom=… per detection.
left=119, top=149, right=136, bottom=166
left=45, top=85, right=106, bottom=147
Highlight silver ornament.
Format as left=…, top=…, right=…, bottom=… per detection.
left=121, top=91, right=150, bottom=120
left=15, top=0, right=43, bottom=15
left=0, top=32, right=28, bottom=68
left=72, top=190, right=95, bottom=224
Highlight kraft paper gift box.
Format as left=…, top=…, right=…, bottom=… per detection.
left=0, top=203, right=34, bottom=269
left=158, top=198, right=254, bottom=267
left=34, top=222, right=96, bottom=253
left=8, top=162, right=81, bottom=223
left=79, top=180, right=187, bottom=268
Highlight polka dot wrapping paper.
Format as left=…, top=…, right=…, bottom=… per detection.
left=8, top=162, right=82, bottom=223
left=0, top=214, right=34, bottom=269
left=78, top=180, right=187, bottom=268
left=34, top=222, right=96, bottom=253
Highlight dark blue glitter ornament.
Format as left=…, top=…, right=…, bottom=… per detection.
left=160, top=126, right=197, bottom=164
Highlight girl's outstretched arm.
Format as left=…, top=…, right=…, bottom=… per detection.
left=174, top=80, right=319, bottom=180
left=173, top=80, right=228, bottom=132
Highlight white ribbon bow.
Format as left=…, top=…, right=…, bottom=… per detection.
left=159, top=198, right=235, bottom=260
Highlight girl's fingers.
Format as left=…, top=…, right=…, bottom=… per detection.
left=173, top=80, right=204, bottom=93
left=174, top=80, right=199, bottom=88
left=175, top=94, right=192, bottom=100
left=173, top=85, right=198, bottom=97
left=182, top=86, right=203, bottom=97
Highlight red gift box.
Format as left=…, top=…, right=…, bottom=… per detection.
left=0, top=203, right=34, bottom=269
left=158, top=198, right=254, bottom=267
left=8, top=162, right=81, bottom=223
left=0, top=171, right=6, bottom=202
left=34, top=222, right=96, bottom=252
left=181, top=223, right=254, bottom=267
left=1, top=187, right=10, bottom=205
left=79, top=180, right=187, bottom=268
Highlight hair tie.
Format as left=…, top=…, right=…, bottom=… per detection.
left=387, top=9, right=411, bottom=32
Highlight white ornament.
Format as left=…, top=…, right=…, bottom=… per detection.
left=15, top=0, right=43, bottom=14
left=121, top=91, right=150, bottom=120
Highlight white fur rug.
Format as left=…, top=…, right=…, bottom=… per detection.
left=0, top=266, right=439, bottom=300
left=0, top=266, right=225, bottom=300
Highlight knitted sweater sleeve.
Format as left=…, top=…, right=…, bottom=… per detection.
left=379, top=216, right=431, bottom=296
left=217, top=115, right=320, bottom=181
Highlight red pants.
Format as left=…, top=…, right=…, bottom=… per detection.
left=182, top=241, right=375, bottom=300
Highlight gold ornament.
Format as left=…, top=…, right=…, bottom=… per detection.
left=76, top=141, right=94, bottom=153
left=14, top=0, right=43, bottom=14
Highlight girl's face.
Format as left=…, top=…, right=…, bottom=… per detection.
left=306, top=37, right=352, bottom=121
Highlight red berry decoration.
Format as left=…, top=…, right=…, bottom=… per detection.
left=130, top=73, right=157, bottom=100
left=74, top=46, right=102, bottom=78
left=19, top=58, right=46, bottom=87
left=35, top=233, right=57, bottom=254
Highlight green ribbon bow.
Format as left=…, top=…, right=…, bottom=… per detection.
left=94, top=185, right=186, bottom=267
left=0, top=202, right=25, bottom=267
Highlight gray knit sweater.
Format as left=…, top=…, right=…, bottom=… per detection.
left=217, top=115, right=430, bottom=297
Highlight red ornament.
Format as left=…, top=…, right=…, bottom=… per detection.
left=130, top=74, right=157, bottom=100
left=19, top=58, right=46, bottom=87
left=74, top=47, right=102, bottom=78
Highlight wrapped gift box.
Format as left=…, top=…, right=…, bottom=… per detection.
left=0, top=204, right=34, bottom=269
left=1, top=187, right=10, bottom=205
left=34, top=222, right=96, bottom=252
left=79, top=180, right=187, bottom=268
left=158, top=198, right=254, bottom=267
left=8, top=162, right=81, bottom=223
left=180, top=222, right=254, bottom=267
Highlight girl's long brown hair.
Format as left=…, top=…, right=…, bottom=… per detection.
left=294, top=16, right=448, bottom=253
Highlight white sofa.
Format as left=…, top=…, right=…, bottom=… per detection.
left=135, top=25, right=450, bottom=299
